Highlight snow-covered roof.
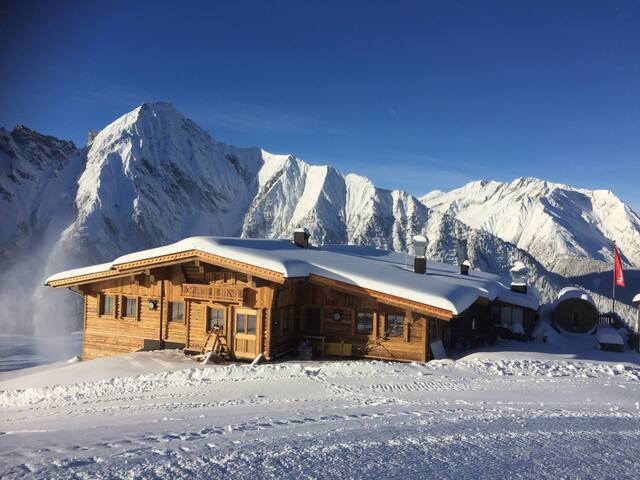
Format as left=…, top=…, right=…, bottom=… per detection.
left=596, top=327, right=624, bottom=346
left=510, top=261, right=529, bottom=274
left=45, top=262, right=114, bottom=282
left=552, top=287, right=597, bottom=310
left=46, top=236, right=540, bottom=314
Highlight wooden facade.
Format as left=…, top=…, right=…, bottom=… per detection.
left=49, top=249, right=537, bottom=363
left=48, top=252, right=455, bottom=362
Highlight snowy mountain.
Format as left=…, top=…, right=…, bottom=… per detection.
left=69, top=102, right=260, bottom=260
left=420, top=178, right=640, bottom=273
left=0, top=125, right=83, bottom=258
left=0, top=126, right=85, bottom=334
left=0, top=103, right=636, bottom=334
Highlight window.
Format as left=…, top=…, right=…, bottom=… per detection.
left=207, top=307, right=225, bottom=332
left=356, top=311, right=374, bottom=335
left=169, top=302, right=184, bottom=322
left=100, top=295, right=115, bottom=316
left=386, top=313, right=404, bottom=337
left=499, top=306, right=524, bottom=334
left=123, top=297, right=138, bottom=319
left=304, top=308, right=321, bottom=332
left=236, top=312, right=257, bottom=334
left=247, top=315, right=257, bottom=334
left=500, top=306, right=512, bottom=328
left=236, top=313, right=245, bottom=332
left=512, top=307, right=523, bottom=333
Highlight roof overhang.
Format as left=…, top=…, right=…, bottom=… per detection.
left=45, top=249, right=286, bottom=288
left=309, top=274, right=454, bottom=320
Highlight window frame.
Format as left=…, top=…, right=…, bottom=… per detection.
left=236, top=312, right=246, bottom=333
left=122, top=296, right=139, bottom=320
left=169, top=301, right=184, bottom=322
left=206, top=305, right=225, bottom=333
left=235, top=309, right=258, bottom=335
left=100, top=294, right=115, bottom=317
left=355, top=310, right=374, bottom=336
left=385, top=312, right=405, bottom=338
left=247, top=314, right=257, bottom=335
left=499, top=305, right=524, bottom=330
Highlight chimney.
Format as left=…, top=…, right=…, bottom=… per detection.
left=412, top=235, right=428, bottom=274
left=460, top=259, right=471, bottom=275
left=510, top=261, right=528, bottom=293
left=456, top=239, right=470, bottom=275
left=293, top=227, right=310, bottom=248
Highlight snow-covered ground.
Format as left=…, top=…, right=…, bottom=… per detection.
left=1, top=334, right=640, bottom=479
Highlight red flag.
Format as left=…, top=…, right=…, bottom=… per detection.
left=614, top=243, right=625, bottom=287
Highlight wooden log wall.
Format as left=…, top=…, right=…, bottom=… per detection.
left=80, top=263, right=280, bottom=360
left=81, top=274, right=162, bottom=360
left=270, top=281, right=433, bottom=362
left=77, top=261, right=467, bottom=363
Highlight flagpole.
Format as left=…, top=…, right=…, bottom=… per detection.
left=612, top=241, right=616, bottom=317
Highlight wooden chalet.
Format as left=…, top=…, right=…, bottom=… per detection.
left=45, top=232, right=540, bottom=363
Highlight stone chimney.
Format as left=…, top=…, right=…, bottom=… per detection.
left=293, top=227, right=310, bottom=248
left=412, top=235, right=428, bottom=274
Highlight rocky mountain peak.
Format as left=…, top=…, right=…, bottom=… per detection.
left=1, top=103, right=638, bottom=334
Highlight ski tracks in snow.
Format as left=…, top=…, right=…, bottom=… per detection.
left=1, top=359, right=640, bottom=478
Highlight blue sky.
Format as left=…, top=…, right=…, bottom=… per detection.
left=1, top=1, right=639, bottom=209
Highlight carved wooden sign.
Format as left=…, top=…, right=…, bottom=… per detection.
left=182, top=283, right=244, bottom=303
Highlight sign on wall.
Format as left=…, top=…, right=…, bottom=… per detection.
left=182, top=283, right=244, bottom=303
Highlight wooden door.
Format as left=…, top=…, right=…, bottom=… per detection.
left=233, top=308, right=260, bottom=360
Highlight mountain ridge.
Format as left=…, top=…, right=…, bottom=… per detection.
left=0, top=102, right=637, bottom=334
left=421, top=176, right=640, bottom=271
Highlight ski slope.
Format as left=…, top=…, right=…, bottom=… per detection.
left=1, top=346, right=640, bottom=479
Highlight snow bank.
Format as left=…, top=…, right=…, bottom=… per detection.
left=455, top=358, right=639, bottom=380
left=3, top=356, right=639, bottom=410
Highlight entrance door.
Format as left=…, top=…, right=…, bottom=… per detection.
left=233, top=309, right=260, bottom=359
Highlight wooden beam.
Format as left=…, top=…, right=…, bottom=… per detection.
left=144, top=269, right=156, bottom=282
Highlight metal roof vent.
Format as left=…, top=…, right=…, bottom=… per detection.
left=293, top=227, right=310, bottom=248
left=510, top=261, right=529, bottom=293
left=412, top=235, right=428, bottom=274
